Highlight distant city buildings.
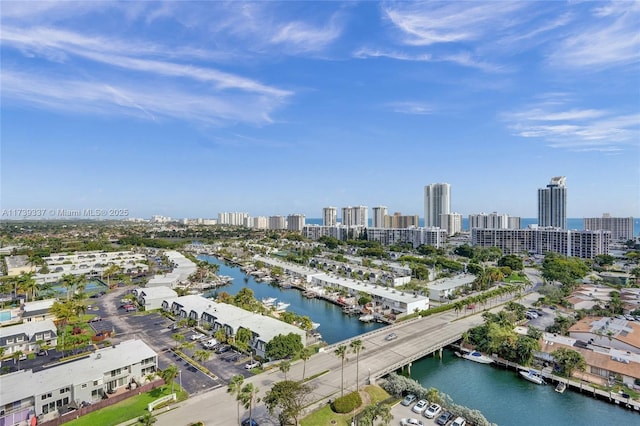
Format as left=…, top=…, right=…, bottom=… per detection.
left=341, top=206, right=368, bottom=227
left=584, top=214, right=635, bottom=241
left=424, top=183, right=451, bottom=228
left=305, top=225, right=447, bottom=248
left=268, top=215, right=287, bottom=230
left=322, top=207, right=337, bottom=226
left=217, top=212, right=249, bottom=226
left=384, top=212, right=420, bottom=229
left=538, top=176, right=567, bottom=229
left=468, top=212, right=521, bottom=230
left=440, top=213, right=463, bottom=236
left=372, top=206, right=388, bottom=228
left=286, top=214, right=306, bottom=232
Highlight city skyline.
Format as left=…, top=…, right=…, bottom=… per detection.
left=2, top=2, right=639, bottom=219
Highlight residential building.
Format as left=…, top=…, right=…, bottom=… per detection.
left=0, top=319, right=57, bottom=356
left=5, top=255, right=36, bottom=277
left=428, top=275, right=475, bottom=302
left=538, top=176, right=567, bottom=229
left=0, top=340, right=157, bottom=424
left=468, top=212, right=521, bottom=230
left=21, top=299, right=57, bottom=323
left=384, top=212, right=419, bottom=229
left=286, top=214, right=305, bottom=232
left=341, top=206, right=368, bottom=227
left=133, top=287, right=178, bottom=311
left=372, top=206, right=388, bottom=228
left=568, top=316, right=640, bottom=354
left=252, top=216, right=269, bottom=229
left=584, top=214, right=635, bottom=241
left=440, top=213, right=463, bottom=236
left=424, top=183, right=450, bottom=228
left=471, top=227, right=610, bottom=259
left=146, top=251, right=196, bottom=289
left=366, top=227, right=448, bottom=249
left=217, top=212, right=249, bottom=226
left=322, top=207, right=337, bottom=227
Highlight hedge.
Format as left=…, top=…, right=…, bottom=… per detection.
left=332, top=391, right=362, bottom=413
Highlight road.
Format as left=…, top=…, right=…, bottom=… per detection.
left=154, top=291, right=542, bottom=426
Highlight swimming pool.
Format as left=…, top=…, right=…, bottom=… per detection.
left=0, top=311, right=11, bottom=321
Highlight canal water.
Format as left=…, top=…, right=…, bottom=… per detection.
left=408, top=350, right=639, bottom=426
left=197, top=255, right=385, bottom=344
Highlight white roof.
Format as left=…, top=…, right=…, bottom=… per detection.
left=429, top=275, right=476, bottom=291
left=0, top=319, right=56, bottom=339
left=0, top=339, right=156, bottom=406
left=314, top=274, right=428, bottom=305
left=137, top=287, right=178, bottom=299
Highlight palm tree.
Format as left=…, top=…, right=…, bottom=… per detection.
left=103, top=264, right=121, bottom=287
left=334, top=344, right=348, bottom=397
left=279, top=360, right=291, bottom=380
left=299, top=346, right=314, bottom=381
left=350, top=339, right=365, bottom=390
left=172, top=333, right=185, bottom=349
left=227, top=374, right=244, bottom=425
left=160, top=364, right=179, bottom=394
left=193, top=349, right=210, bottom=364
left=17, top=272, right=38, bottom=302
left=239, top=383, right=260, bottom=424
left=61, top=274, right=78, bottom=301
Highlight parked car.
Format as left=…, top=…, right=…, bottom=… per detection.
left=245, top=360, right=261, bottom=369
left=216, top=345, right=231, bottom=354
left=400, top=419, right=424, bottom=426
left=424, top=403, right=442, bottom=419
left=124, top=306, right=136, bottom=312
left=412, top=399, right=428, bottom=414
left=18, top=353, right=27, bottom=361
left=190, top=332, right=205, bottom=341
left=436, top=412, right=453, bottom=425
left=401, top=394, right=417, bottom=406
left=451, top=416, right=466, bottom=426
left=385, top=332, right=398, bottom=341
left=37, top=349, right=48, bottom=356
left=241, top=419, right=259, bottom=426
left=202, top=339, right=218, bottom=349
left=88, top=316, right=102, bottom=323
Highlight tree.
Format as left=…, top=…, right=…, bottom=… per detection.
left=265, top=333, right=303, bottom=360
left=61, top=274, right=79, bottom=301
left=193, top=349, right=210, bottom=364
left=103, top=264, right=121, bottom=287
left=299, top=346, right=314, bottom=381
left=172, top=333, right=185, bottom=349
left=359, top=403, right=393, bottom=426
left=350, top=339, right=365, bottom=390
left=228, top=374, right=244, bottom=425
left=17, top=272, right=38, bottom=302
left=239, top=383, right=260, bottom=424
left=279, top=360, right=291, bottom=381
left=334, top=344, right=348, bottom=397
left=160, top=364, right=179, bottom=393
left=137, top=413, right=157, bottom=426
left=264, top=380, right=313, bottom=426
left=552, top=347, right=586, bottom=377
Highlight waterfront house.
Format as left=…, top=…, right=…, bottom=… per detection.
left=568, top=316, right=640, bottom=354
left=133, top=287, right=178, bottom=311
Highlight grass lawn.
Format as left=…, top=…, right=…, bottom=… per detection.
left=503, top=274, right=527, bottom=283
left=65, top=385, right=186, bottom=426
left=300, top=385, right=392, bottom=426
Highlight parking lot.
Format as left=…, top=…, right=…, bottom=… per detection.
left=391, top=400, right=453, bottom=426
left=524, top=307, right=557, bottom=330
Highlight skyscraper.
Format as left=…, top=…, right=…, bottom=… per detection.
left=424, top=183, right=451, bottom=228
left=538, top=176, right=567, bottom=229
left=341, top=206, right=368, bottom=227
left=322, top=207, right=337, bottom=226
left=372, top=206, right=388, bottom=228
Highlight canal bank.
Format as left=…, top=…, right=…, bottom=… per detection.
left=407, top=349, right=639, bottom=425
left=197, top=255, right=386, bottom=344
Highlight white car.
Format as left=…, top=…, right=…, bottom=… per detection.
left=400, top=418, right=424, bottom=426
left=412, top=399, right=428, bottom=414
left=190, top=332, right=205, bottom=341
left=424, top=403, right=442, bottom=419
left=202, top=338, right=218, bottom=349
left=245, top=361, right=261, bottom=369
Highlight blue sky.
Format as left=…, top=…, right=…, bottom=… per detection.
left=1, top=1, right=639, bottom=220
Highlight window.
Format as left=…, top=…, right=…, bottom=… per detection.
left=111, top=368, right=122, bottom=377
left=16, top=336, right=24, bottom=342
left=82, top=384, right=87, bottom=389
left=6, top=338, right=13, bottom=344
left=93, top=381, right=99, bottom=386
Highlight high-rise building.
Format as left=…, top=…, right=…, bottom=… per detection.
left=268, top=216, right=286, bottom=230
left=323, top=207, right=337, bottom=226
left=341, top=206, right=368, bottom=227
left=287, top=214, right=306, bottom=232
left=384, top=213, right=419, bottom=229
left=217, top=212, right=249, bottom=226
left=441, top=213, right=463, bottom=236
left=468, top=212, right=521, bottom=230
left=538, top=176, right=567, bottom=229
left=584, top=214, right=634, bottom=241
left=372, top=206, right=388, bottom=228
left=424, top=183, right=451, bottom=228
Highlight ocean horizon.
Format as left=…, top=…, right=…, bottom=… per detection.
left=305, top=217, right=639, bottom=236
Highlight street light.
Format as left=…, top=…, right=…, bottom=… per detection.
left=179, top=370, right=182, bottom=391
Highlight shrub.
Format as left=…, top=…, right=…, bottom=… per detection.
left=332, top=391, right=362, bottom=413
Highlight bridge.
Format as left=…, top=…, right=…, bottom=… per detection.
left=155, top=290, right=542, bottom=426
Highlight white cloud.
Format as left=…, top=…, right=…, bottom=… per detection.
left=387, top=101, right=434, bottom=115
left=503, top=100, right=639, bottom=152
left=353, top=48, right=432, bottom=61
left=270, top=19, right=342, bottom=53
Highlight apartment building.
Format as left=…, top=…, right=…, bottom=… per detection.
left=584, top=214, right=635, bottom=241
left=0, top=320, right=57, bottom=356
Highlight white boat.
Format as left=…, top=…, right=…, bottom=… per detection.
left=359, top=314, right=374, bottom=322
left=311, top=322, right=321, bottom=330
left=519, top=369, right=545, bottom=385
left=262, top=297, right=277, bottom=306
left=555, top=381, right=566, bottom=393
left=275, top=302, right=290, bottom=311
left=461, top=350, right=494, bottom=364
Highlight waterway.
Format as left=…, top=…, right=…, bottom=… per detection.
left=408, top=350, right=639, bottom=426
left=196, top=255, right=385, bottom=344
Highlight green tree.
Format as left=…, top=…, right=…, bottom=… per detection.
left=17, top=272, right=38, bottom=302
left=552, top=347, right=586, bottom=377
left=265, top=333, right=303, bottom=360
left=193, top=349, right=210, bottom=364
left=264, top=380, right=313, bottom=426
left=279, top=360, right=291, bottom=381
left=228, top=374, right=244, bottom=425
left=239, top=383, right=260, bottom=424
left=498, top=254, right=524, bottom=271
left=350, top=339, right=365, bottom=390
left=172, top=333, right=185, bottom=349
left=137, top=413, right=157, bottom=426
left=299, top=346, right=314, bottom=381
left=334, top=344, right=348, bottom=397
left=160, top=364, right=179, bottom=393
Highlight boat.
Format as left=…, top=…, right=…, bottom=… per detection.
left=555, top=381, right=566, bottom=393
left=311, top=322, right=321, bottom=330
left=519, top=369, right=545, bottom=385
left=461, top=350, right=494, bottom=364
left=359, top=314, right=374, bottom=322
left=275, top=302, right=290, bottom=311
left=261, top=297, right=276, bottom=306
